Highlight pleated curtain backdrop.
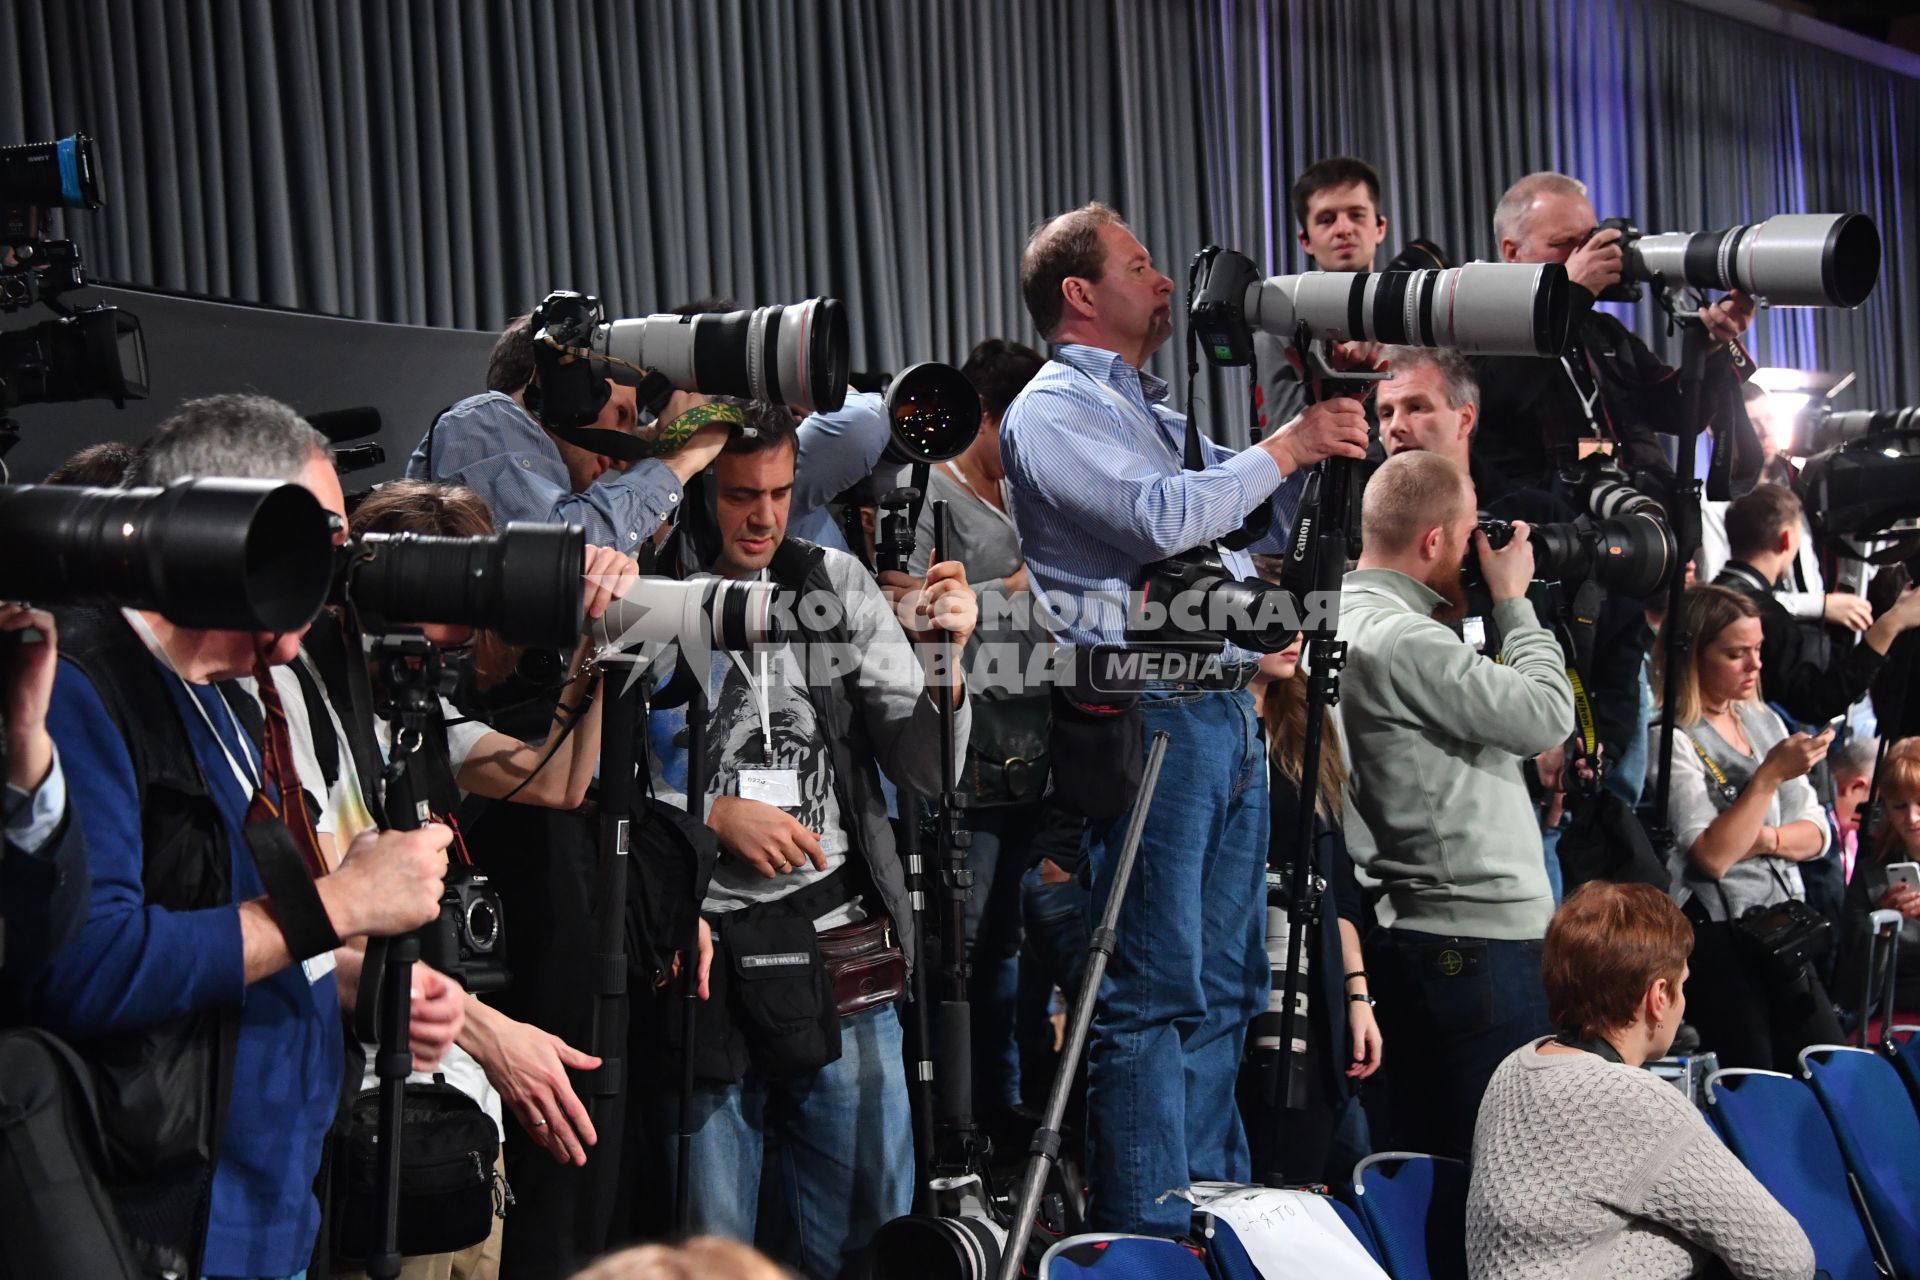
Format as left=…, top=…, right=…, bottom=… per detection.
left=4, top=0, right=1916, bottom=437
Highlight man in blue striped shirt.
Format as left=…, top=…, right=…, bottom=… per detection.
left=999, top=202, right=1367, bottom=1235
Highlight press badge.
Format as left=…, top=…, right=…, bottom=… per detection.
left=302, top=949, right=338, bottom=986
left=738, top=768, right=802, bottom=809
left=1462, top=616, right=1489, bottom=652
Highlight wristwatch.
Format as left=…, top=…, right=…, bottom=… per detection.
left=1347, top=992, right=1376, bottom=1007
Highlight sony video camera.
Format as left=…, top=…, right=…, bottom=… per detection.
left=1592, top=212, right=1880, bottom=308
left=1, top=133, right=149, bottom=460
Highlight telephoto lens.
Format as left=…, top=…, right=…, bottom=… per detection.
left=884, top=361, right=982, bottom=464
left=1789, top=403, right=1920, bottom=457
left=1625, top=212, right=1880, bottom=308
left=590, top=576, right=787, bottom=654
left=339, top=523, right=585, bottom=649
left=0, top=478, right=335, bottom=632
left=595, top=298, right=850, bottom=414
left=1243, top=261, right=1574, bottom=356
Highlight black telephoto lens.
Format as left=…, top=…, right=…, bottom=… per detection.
left=0, top=479, right=334, bottom=632
left=885, top=362, right=982, bottom=464
left=343, top=522, right=584, bottom=649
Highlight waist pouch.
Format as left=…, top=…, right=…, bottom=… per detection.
left=818, top=913, right=906, bottom=1016
left=662, top=866, right=899, bottom=1084
left=330, top=1081, right=504, bottom=1264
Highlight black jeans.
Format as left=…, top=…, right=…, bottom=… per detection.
left=1685, top=918, right=1845, bottom=1072
left=1367, top=929, right=1552, bottom=1160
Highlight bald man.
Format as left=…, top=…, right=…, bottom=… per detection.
left=1336, top=452, right=1573, bottom=1158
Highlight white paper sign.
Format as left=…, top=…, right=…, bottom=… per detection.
left=1179, top=1183, right=1390, bottom=1279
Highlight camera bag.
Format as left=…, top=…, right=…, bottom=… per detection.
left=329, top=1079, right=504, bottom=1263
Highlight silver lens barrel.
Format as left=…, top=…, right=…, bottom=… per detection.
left=1242, top=262, right=1572, bottom=356
left=591, top=577, right=785, bottom=654
left=1630, top=213, right=1880, bottom=307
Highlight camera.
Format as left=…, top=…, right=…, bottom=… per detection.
left=1560, top=453, right=1665, bottom=522
left=1592, top=212, right=1880, bottom=308
left=1473, top=511, right=1677, bottom=599
left=1189, top=245, right=1574, bottom=367
left=424, top=867, right=509, bottom=994
left=2, top=134, right=148, bottom=458
left=526, top=289, right=849, bottom=433
left=1788, top=401, right=1920, bottom=457
left=1799, top=437, right=1920, bottom=538
left=336, top=523, right=587, bottom=650
left=869, top=360, right=984, bottom=574
left=0, top=478, right=336, bottom=632
left=1127, top=548, right=1303, bottom=655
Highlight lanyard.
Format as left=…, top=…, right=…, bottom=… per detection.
left=124, top=610, right=262, bottom=797
left=726, top=647, right=774, bottom=762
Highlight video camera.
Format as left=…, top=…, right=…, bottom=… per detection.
left=1592, top=212, right=1880, bottom=308
left=2, top=134, right=148, bottom=463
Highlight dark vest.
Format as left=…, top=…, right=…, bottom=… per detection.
left=765, top=538, right=920, bottom=967
left=53, top=606, right=241, bottom=1279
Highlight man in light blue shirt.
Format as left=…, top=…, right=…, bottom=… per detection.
left=999, top=202, right=1368, bottom=1235
left=406, top=313, right=731, bottom=551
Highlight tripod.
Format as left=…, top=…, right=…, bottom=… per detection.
left=360, top=633, right=443, bottom=1280
left=1259, top=340, right=1372, bottom=1175
left=995, top=731, right=1171, bottom=1280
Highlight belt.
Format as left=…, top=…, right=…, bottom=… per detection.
left=1141, top=661, right=1260, bottom=693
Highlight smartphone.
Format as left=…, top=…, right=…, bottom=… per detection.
left=1888, top=862, right=1920, bottom=896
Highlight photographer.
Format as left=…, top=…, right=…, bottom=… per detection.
left=1655, top=585, right=1843, bottom=1071
left=1254, top=157, right=1391, bottom=432
left=29, top=395, right=461, bottom=1279
left=1475, top=171, right=1757, bottom=501
left=1713, top=483, right=1920, bottom=725
left=408, top=312, right=731, bottom=551
left=998, top=202, right=1367, bottom=1237
left=1467, top=882, right=1814, bottom=1280
left=1338, top=451, right=1572, bottom=1159
left=648, top=402, right=975, bottom=1278
left=1, top=605, right=87, bottom=991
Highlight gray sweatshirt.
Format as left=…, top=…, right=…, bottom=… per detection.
left=1338, top=568, right=1571, bottom=940
left=1468, top=1040, right=1814, bottom=1280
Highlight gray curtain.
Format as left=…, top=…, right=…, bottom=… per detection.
left=5, top=0, right=1916, bottom=421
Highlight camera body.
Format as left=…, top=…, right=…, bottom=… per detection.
left=424, top=866, right=509, bottom=994
left=1128, top=546, right=1300, bottom=657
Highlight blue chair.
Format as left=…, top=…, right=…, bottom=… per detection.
left=1329, top=1196, right=1386, bottom=1269
left=1351, top=1152, right=1469, bottom=1280
left=1703, top=1068, right=1884, bottom=1280
left=1800, top=1044, right=1920, bottom=1279
left=1891, top=1025, right=1920, bottom=1108
left=1038, top=1234, right=1212, bottom=1280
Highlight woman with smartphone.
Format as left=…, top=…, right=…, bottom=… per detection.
left=1655, top=585, right=1844, bottom=1071
left=1840, top=738, right=1920, bottom=1033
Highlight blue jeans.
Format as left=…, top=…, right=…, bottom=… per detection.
left=964, top=806, right=1039, bottom=1112
left=1603, top=655, right=1655, bottom=810
left=1367, top=929, right=1552, bottom=1160
left=669, top=1004, right=912, bottom=1277
left=1082, top=688, right=1269, bottom=1235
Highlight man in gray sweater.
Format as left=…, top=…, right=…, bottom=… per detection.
left=1338, top=451, right=1573, bottom=1158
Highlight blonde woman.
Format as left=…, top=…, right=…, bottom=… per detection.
left=1655, top=585, right=1841, bottom=1070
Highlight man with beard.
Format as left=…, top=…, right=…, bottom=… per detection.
left=1336, top=451, right=1573, bottom=1158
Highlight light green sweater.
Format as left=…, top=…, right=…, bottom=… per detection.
left=1337, top=568, right=1571, bottom=940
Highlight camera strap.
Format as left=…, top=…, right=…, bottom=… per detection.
left=1554, top=1032, right=1626, bottom=1064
